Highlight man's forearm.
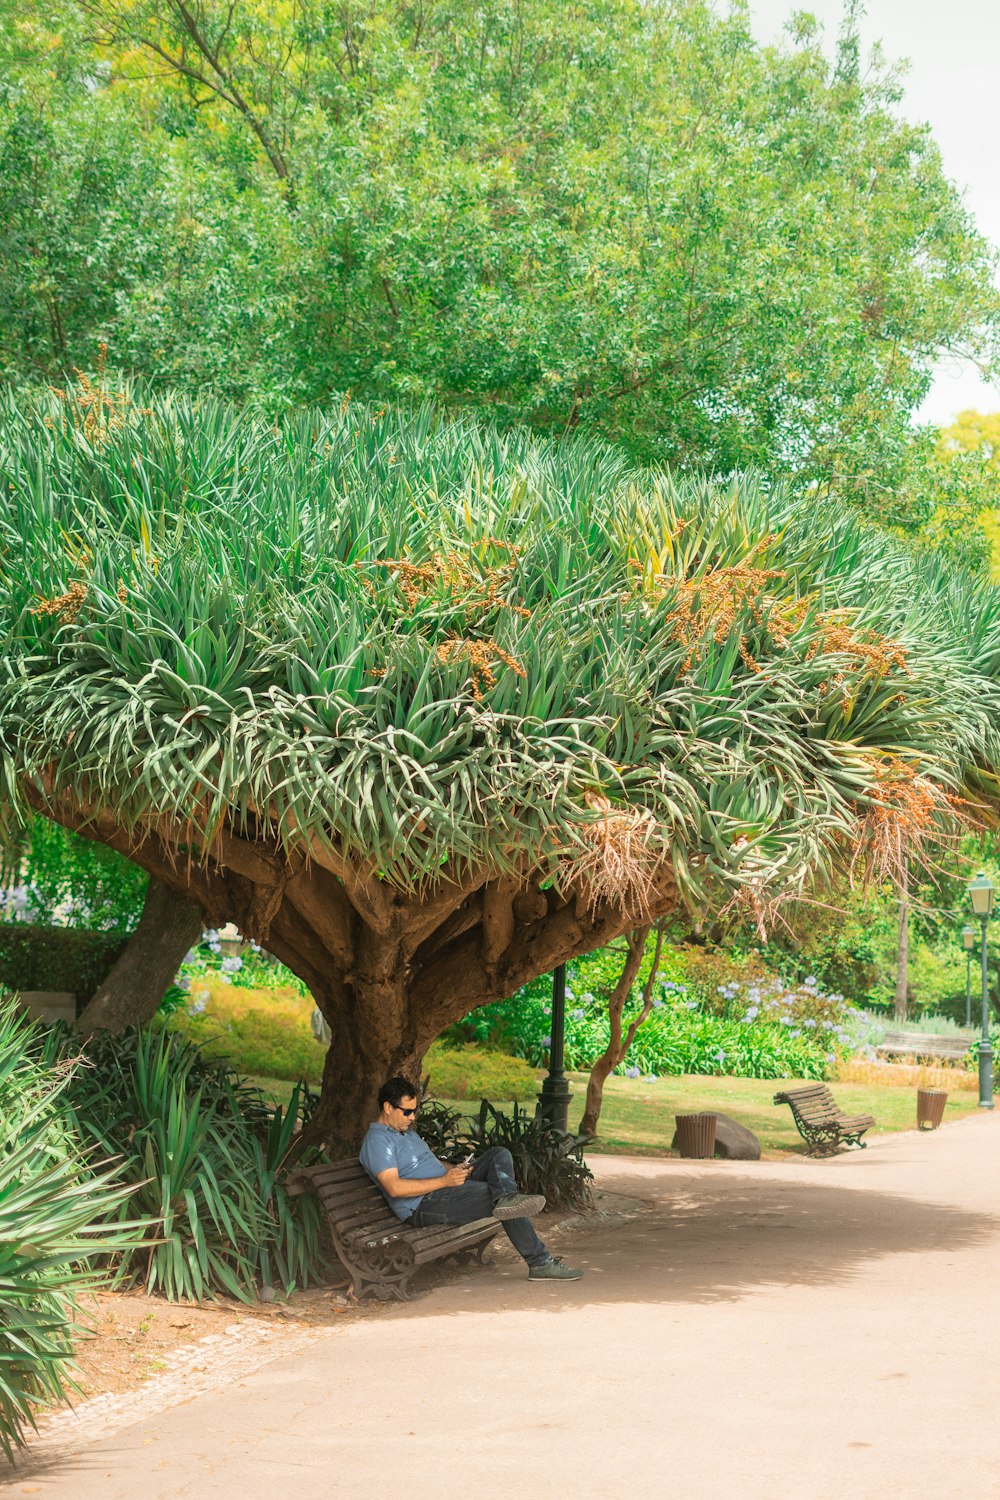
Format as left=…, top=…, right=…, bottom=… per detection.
left=382, top=1175, right=450, bottom=1198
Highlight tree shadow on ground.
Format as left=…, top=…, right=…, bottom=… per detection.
left=396, top=1162, right=1000, bottom=1313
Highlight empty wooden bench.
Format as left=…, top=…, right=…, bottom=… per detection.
left=286, top=1159, right=501, bottom=1302
left=772, top=1084, right=875, bottom=1157
left=876, top=1030, right=973, bottom=1063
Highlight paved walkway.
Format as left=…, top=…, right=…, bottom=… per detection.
left=7, top=1112, right=1000, bottom=1499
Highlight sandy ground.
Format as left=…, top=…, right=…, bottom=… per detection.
left=69, top=1284, right=363, bottom=1398
left=7, top=1112, right=1000, bottom=1500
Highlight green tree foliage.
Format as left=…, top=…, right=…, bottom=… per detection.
left=935, top=411, right=1000, bottom=579
left=1, top=815, right=147, bottom=929
left=0, top=0, right=996, bottom=503
left=2, top=387, right=1000, bottom=1141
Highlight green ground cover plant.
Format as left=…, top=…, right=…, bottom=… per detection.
left=50, top=1027, right=328, bottom=1302
left=165, top=979, right=324, bottom=1085
left=0, top=997, right=136, bottom=1460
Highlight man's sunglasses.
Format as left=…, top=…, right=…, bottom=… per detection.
left=394, top=1105, right=418, bottom=1117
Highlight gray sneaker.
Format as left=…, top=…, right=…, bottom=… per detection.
left=528, top=1256, right=583, bottom=1281
left=492, top=1192, right=546, bottom=1221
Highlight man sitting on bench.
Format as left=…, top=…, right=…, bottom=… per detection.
left=360, top=1075, right=583, bottom=1282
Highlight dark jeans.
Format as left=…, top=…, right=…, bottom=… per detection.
left=410, top=1146, right=549, bottom=1267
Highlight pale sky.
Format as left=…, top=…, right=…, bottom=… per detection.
left=749, top=0, right=1000, bottom=426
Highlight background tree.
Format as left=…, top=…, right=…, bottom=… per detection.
left=3, top=387, right=1000, bottom=1146
left=1, top=0, right=997, bottom=511
left=578, top=924, right=665, bottom=1138
left=935, top=411, right=1000, bottom=578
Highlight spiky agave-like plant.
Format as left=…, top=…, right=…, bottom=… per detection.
left=1, top=383, right=999, bottom=1146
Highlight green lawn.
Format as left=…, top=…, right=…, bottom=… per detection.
left=250, top=1068, right=980, bottom=1157
left=561, top=1071, right=979, bottom=1156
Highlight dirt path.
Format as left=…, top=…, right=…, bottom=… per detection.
left=7, top=1114, right=1000, bottom=1500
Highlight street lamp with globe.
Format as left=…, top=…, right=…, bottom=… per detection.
left=968, top=872, right=996, bottom=1109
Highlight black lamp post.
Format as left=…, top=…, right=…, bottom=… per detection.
left=537, top=963, right=572, bottom=1132
left=962, top=924, right=976, bottom=1030
left=968, top=872, right=995, bottom=1110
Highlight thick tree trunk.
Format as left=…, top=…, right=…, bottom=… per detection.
left=303, top=1012, right=425, bottom=1158
left=299, top=932, right=427, bottom=1156
left=894, top=864, right=909, bottom=1023
left=76, top=878, right=204, bottom=1035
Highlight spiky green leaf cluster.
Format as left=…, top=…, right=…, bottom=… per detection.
left=1, top=387, right=999, bottom=914
left=0, top=998, right=139, bottom=1460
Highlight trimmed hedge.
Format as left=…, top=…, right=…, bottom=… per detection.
left=424, top=1042, right=537, bottom=1102
left=0, top=924, right=127, bottom=1000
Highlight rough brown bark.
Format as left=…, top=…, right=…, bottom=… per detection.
left=894, top=862, right=909, bottom=1023
left=579, top=925, right=665, bottom=1138
left=76, top=877, right=205, bottom=1036
left=27, top=788, right=682, bottom=1152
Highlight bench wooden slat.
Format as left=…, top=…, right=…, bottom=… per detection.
left=332, top=1206, right=403, bottom=1236
left=411, top=1221, right=498, bottom=1264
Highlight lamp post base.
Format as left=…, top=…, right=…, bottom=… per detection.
left=537, top=1074, right=573, bottom=1134
left=978, top=1042, right=994, bottom=1110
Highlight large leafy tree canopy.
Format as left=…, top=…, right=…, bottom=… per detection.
left=1, top=0, right=997, bottom=516
left=2, top=386, right=1000, bottom=1136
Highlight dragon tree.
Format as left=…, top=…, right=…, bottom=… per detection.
left=2, top=380, right=999, bottom=1149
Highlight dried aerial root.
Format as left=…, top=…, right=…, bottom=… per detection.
left=849, top=755, right=951, bottom=886
left=563, top=791, right=662, bottom=918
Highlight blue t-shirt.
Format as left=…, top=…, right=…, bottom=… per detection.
left=359, top=1123, right=447, bottom=1220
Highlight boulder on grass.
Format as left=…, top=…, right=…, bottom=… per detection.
left=670, top=1111, right=761, bottom=1161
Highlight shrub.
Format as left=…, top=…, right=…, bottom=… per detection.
left=52, top=1027, right=328, bottom=1301
left=423, top=1042, right=537, bottom=1103
left=0, top=996, right=135, bottom=1460
left=0, top=924, right=127, bottom=1003
left=680, top=946, right=779, bottom=1014
left=462, top=976, right=847, bottom=1081
left=165, top=980, right=323, bottom=1084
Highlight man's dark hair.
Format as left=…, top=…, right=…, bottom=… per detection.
left=378, top=1075, right=419, bottom=1110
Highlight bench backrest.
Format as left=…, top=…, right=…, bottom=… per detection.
left=880, top=1030, right=971, bottom=1058
left=773, top=1084, right=840, bottom=1122
left=288, top=1159, right=402, bottom=1243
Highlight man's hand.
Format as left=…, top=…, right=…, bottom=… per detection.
left=442, top=1164, right=471, bottom=1188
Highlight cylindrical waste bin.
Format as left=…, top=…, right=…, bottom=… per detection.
left=916, top=1089, right=947, bottom=1130
left=675, top=1112, right=718, bottom=1159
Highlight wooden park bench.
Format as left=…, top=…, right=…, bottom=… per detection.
left=286, top=1159, right=501, bottom=1302
left=875, top=1030, right=973, bottom=1063
left=772, top=1084, right=875, bottom=1158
